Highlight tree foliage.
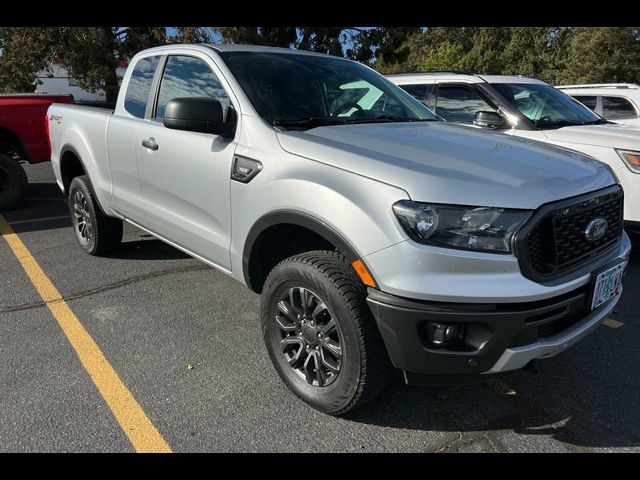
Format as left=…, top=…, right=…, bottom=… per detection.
left=1, top=27, right=640, bottom=98
left=0, top=27, right=60, bottom=92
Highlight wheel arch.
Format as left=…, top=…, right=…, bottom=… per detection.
left=243, top=210, right=361, bottom=293
left=0, top=126, right=30, bottom=162
left=59, top=144, right=88, bottom=194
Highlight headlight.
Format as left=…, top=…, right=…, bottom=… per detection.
left=392, top=201, right=532, bottom=253
left=616, top=149, right=640, bottom=173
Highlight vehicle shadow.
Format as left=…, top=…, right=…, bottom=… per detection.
left=103, top=237, right=191, bottom=261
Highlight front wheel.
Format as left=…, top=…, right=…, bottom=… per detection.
left=68, top=175, right=123, bottom=255
left=261, top=250, right=393, bottom=415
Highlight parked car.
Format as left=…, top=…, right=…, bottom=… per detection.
left=47, top=45, right=630, bottom=414
left=557, top=84, right=640, bottom=127
left=388, top=73, right=640, bottom=236
left=0, top=93, right=75, bottom=209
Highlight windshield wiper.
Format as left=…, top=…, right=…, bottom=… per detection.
left=272, top=117, right=347, bottom=130
left=273, top=114, right=435, bottom=130
left=345, top=114, right=434, bottom=124
left=532, top=118, right=608, bottom=128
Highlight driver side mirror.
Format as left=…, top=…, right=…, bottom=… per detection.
left=473, top=111, right=508, bottom=130
left=163, top=97, right=235, bottom=138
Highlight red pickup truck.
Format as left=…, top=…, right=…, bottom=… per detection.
left=0, top=93, right=75, bottom=209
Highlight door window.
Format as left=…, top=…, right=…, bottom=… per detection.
left=155, top=55, right=230, bottom=119
left=124, top=55, right=160, bottom=118
left=401, top=84, right=436, bottom=111
left=572, top=95, right=598, bottom=111
left=435, top=85, right=496, bottom=123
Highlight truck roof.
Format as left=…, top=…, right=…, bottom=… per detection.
left=386, top=72, right=548, bottom=85
left=132, top=43, right=345, bottom=60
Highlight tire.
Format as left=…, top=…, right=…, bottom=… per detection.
left=68, top=175, right=122, bottom=255
left=0, top=153, right=28, bottom=211
left=261, top=250, right=393, bottom=415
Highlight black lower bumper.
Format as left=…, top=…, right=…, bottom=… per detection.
left=625, top=221, right=640, bottom=236
left=366, top=285, right=594, bottom=377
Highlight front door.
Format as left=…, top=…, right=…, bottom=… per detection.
left=136, top=53, right=236, bottom=270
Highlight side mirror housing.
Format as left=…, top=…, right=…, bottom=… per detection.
left=163, top=97, right=235, bottom=138
left=473, top=111, right=508, bottom=129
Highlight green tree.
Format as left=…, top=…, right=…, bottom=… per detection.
left=460, top=27, right=511, bottom=73
left=58, top=27, right=168, bottom=104
left=169, top=27, right=217, bottom=44
left=500, top=27, right=561, bottom=82
left=215, top=27, right=298, bottom=47
left=215, top=27, right=346, bottom=55
left=346, top=27, right=421, bottom=69
left=557, top=27, right=640, bottom=84
left=0, top=27, right=60, bottom=92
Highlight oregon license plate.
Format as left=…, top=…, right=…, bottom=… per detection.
left=591, top=262, right=625, bottom=310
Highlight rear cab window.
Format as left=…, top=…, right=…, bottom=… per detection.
left=602, top=96, right=638, bottom=120
left=124, top=55, right=161, bottom=118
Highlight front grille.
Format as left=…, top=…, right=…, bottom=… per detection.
left=518, top=186, right=623, bottom=281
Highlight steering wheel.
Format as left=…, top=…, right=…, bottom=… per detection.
left=331, top=100, right=363, bottom=117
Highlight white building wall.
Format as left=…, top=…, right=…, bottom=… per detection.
left=35, top=63, right=127, bottom=102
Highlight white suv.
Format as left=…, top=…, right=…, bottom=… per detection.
left=557, top=84, right=640, bottom=127
left=387, top=72, right=640, bottom=235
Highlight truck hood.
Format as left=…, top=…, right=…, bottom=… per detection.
left=543, top=122, right=640, bottom=150
left=277, top=122, right=616, bottom=209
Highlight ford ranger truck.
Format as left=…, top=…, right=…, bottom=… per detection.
left=47, top=45, right=631, bottom=415
left=0, top=93, right=74, bottom=209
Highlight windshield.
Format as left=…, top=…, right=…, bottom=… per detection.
left=219, top=51, right=437, bottom=129
left=490, top=83, right=604, bottom=128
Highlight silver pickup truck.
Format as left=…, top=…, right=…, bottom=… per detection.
left=47, top=44, right=631, bottom=415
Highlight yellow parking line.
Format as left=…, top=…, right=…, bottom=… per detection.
left=8, top=215, right=69, bottom=225
left=603, top=318, right=624, bottom=329
left=0, top=215, right=172, bottom=453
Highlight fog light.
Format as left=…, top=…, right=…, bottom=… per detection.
left=425, top=322, right=465, bottom=347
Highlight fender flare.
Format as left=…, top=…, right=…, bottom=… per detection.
left=59, top=143, right=109, bottom=214
left=60, top=143, right=87, bottom=193
left=242, top=209, right=361, bottom=291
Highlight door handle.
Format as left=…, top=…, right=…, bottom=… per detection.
left=141, top=138, right=159, bottom=151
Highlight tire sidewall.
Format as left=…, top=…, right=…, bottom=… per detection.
left=68, top=177, right=98, bottom=254
left=261, top=259, right=364, bottom=413
left=0, top=154, right=27, bottom=211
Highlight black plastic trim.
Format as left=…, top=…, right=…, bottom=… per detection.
left=366, top=285, right=594, bottom=375
left=242, top=210, right=361, bottom=291
left=514, top=184, right=623, bottom=284
left=625, top=220, right=640, bottom=235
left=59, top=144, right=109, bottom=215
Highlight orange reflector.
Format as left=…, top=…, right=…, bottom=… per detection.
left=352, top=259, right=376, bottom=288
left=625, top=153, right=640, bottom=168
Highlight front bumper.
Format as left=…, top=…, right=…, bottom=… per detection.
left=625, top=220, right=640, bottom=236
left=367, top=260, right=628, bottom=377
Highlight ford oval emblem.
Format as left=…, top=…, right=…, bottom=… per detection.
left=585, top=218, right=608, bottom=242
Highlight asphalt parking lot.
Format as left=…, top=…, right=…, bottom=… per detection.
left=1, top=162, right=639, bottom=453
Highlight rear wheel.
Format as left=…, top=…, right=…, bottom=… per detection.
left=0, top=153, right=28, bottom=211
left=261, top=250, right=393, bottom=415
left=68, top=175, right=122, bottom=255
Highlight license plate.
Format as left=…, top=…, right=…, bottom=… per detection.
left=591, top=262, right=625, bottom=310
